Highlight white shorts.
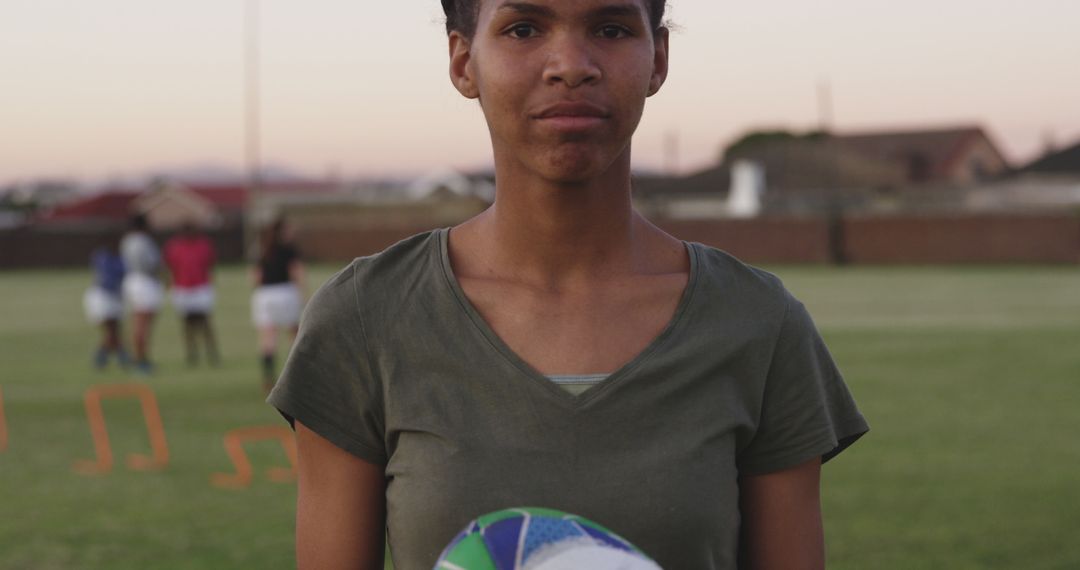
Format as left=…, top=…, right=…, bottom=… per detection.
left=83, top=286, right=123, bottom=324
left=252, top=283, right=302, bottom=328
left=123, top=273, right=164, bottom=312
left=171, top=284, right=215, bottom=315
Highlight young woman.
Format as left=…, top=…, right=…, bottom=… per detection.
left=269, top=1, right=868, bottom=568
left=164, top=222, right=220, bottom=367
left=251, top=218, right=306, bottom=392
left=84, top=238, right=130, bottom=369
left=120, top=213, right=163, bottom=374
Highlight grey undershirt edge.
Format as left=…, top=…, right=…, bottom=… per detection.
left=546, top=373, right=611, bottom=396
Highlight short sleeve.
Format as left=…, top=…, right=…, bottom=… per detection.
left=737, top=291, right=868, bottom=475
left=266, top=261, right=387, bottom=466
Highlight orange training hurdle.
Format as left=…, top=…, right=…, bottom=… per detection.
left=73, top=383, right=169, bottom=475
left=212, top=426, right=297, bottom=489
left=0, top=386, right=8, bottom=452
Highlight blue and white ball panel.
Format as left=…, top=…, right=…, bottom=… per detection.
left=434, top=507, right=662, bottom=570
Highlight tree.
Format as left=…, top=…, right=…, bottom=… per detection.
left=722, top=129, right=830, bottom=160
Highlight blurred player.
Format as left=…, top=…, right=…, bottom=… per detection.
left=164, top=221, right=220, bottom=366
left=83, top=237, right=130, bottom=369
left=120, top=213, right=163, bottom=374
left=251, top=218, right=305, bottom=392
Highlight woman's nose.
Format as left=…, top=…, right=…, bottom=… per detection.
left=542, top=33, right=602, bottom=88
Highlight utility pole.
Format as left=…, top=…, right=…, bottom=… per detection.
left=818, top=77, right=845, bottom=264
left=817, top=77, right=834, bottom=133
left=244, top=0, right=262, bottom=258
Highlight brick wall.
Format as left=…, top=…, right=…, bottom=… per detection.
left=4, top=214, right=1078, bottom=269
left=843, top=214, right=1080, bottom=264
left=0, top=224, right=245, bottom=269
left=284, top=215, right=1080, bottom=265
left=654, top=218, right=834, bottom=263
left=295, top=225, right=440, bottom=262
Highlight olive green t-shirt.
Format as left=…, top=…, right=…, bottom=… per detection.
left=268, top=228, right=868, bottom=570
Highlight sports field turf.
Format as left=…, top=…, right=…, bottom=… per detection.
left=1, top=263, right=1078, bottom=569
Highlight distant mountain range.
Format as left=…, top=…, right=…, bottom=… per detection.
left=85, top=162, right=312, bottom=191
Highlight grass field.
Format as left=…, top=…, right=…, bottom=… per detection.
left=1, top=263, right=1079, bottom=569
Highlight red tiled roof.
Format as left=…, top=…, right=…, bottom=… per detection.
left=35, top=181, right=342, bottom=224
left=187, top=185, right=249, bottom=211
left=37, top=191, right=138, bottom=222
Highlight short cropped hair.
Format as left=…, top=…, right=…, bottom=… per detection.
left=441, top=0, right=667, bottom=38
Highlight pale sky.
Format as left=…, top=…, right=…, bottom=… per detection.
left=1, top=0, right=1078, bottom=185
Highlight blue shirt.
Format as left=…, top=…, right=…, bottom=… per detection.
left=91, top=249, right=125, bottom=293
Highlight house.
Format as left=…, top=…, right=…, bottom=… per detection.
left=727, top=125, right=1011, bottom=190
left=713, top=125, right=1013, bottom=214
left=251, top=170, right=491, bottom=236
left=632, top=161, right=765, bottom=219
left=35, top=189, right=140, bottom=227
left=133, top=182, right=237, bottom=230
left=725, top=138, right=908, bottom=214
left=0, top=180, right=79, bottom=210
left=34, top=180, right=341, bottom=230
left=1017, top=139, right=1080, bottom=176
left=404, top=168, right=496, bottom=203
left=834, top=126, right=1009, bottom=185
left=248, top=170, right=493, bottom=260
left=963, top=138, right=1080, bottom=212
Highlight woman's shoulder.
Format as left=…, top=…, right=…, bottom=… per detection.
left=683, top=241, right=807, bottom=343
left=307, top=229, right=444, bottom=314
left=350, top=229, right=442, bottom=284
left=688, top=241, right=790, bottom=302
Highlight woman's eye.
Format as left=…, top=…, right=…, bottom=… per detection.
left=597, top=25, right=630, bottom=39
left=507, top=23, right=539, bottom=39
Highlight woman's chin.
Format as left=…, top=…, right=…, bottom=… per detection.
left=534, top=146, right=624, bottom=184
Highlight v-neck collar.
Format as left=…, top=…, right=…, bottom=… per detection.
left=436, top=227, right=701, bottom=409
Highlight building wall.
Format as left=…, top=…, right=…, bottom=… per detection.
left=289, top=215, right=1079, bottom=265
left=294, top=226, right=440, bottom=261
left=4, top=214, right=1078, bottom=268
left=654, top=218, right=834, bottom=263
left=0, top=224, right=245, bottom=268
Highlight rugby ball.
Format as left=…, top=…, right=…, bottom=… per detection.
left=434, top=507, right=662, bottom=570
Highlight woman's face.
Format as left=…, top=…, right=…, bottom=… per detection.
left=450, top=0, right=668, bottom=184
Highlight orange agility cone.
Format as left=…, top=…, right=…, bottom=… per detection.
left=212, top=426, right=297, bottom=489
left=73, top=383, right=169, bottom=475
left=0, top=386, right=8, bottom=452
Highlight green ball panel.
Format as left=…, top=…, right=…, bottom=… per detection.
left=439, top=532, right=496, bottom=570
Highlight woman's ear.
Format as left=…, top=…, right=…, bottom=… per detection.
left=449, top=31, right=480, bottom=99
left=647, top=26, right=670, bottom=97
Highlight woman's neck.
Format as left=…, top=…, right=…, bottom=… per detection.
left=453, top=150, right=673, bottom=289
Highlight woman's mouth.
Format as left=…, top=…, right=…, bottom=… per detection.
left=532, top=102, right=610, bottom=132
